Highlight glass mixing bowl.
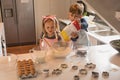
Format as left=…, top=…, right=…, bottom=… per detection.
left=52, top=41, right=71, bottom=58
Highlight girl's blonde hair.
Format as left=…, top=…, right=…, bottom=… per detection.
left=42, top=15, right=60, bottom=39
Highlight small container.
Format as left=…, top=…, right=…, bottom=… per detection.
left=92, top=71, right=99, bottom=78
left=52, top=69, right=56, bottom=75
left=74, top=75, right=80, bottom=80
left=32, top=49, right=47, bottom=64
left=85, top=63, right=96, bottom=69
left=76, top=50, right=87, bottom=57
left=60, top=64, right=68, bottom=69
left=55, top=69, right=62, bottom=75
left=52, top=68, right=62, bottom=75
left=79, top=69, right=87, bottom=75
left=42, top=69, right=49, bottom=77
left=72, top=65, right=78, bottom=70
left=102, top=71, right=109, bottom=78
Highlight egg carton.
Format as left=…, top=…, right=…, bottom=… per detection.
left=17, top=59, right=37, bottom=80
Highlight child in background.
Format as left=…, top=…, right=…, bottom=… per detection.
left=39, top=15, right=61, bottom=49
left=68, top=3, right=90, bottom=46
left=77, top=0, right=88, bottom=16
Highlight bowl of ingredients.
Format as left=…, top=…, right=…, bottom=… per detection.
left=52, top=41, right=71, bottom=58
left=110, top=39, right=120, bottom=52
left=30, top=46, right=47, bottom=63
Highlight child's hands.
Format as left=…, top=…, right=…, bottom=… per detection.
left=71, top=32, right=78, bottom=38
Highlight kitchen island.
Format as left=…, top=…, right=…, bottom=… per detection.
left=0, top=44, right=120, bottom=80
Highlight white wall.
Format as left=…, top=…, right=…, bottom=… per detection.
left=34, top=0, right=77, bottom=43
left=49, top=0, right=70, bottom=18
left=34, top=0, right=50, bottom=42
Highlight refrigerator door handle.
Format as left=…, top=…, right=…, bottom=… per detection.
left=14, top=9, right=18, bottom=24
left=14, top=0, right=18, bottom=24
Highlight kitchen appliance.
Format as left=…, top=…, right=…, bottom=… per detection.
left=0, top=0, right=36, bottom=46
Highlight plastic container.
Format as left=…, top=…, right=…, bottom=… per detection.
left=31, top=46, right=47, bottom=63
left=61, top=20, right=81, bottom=41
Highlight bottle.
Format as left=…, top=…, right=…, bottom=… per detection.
left=61, top=20, right=81, bottom=41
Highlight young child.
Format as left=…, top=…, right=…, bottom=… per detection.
left=39, top=15, right=61, bottom=49
left=77, top=0, right=88, bottom=16
left=68, top=3, right=90, bottom=46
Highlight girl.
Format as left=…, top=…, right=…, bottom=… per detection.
left=39, top=15, right=61, bottom=49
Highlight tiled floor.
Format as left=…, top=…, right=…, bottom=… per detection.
left=7, top=45, right=36, bottom=54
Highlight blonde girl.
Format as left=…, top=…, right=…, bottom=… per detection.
left=39, top=15, right=61, bottom=49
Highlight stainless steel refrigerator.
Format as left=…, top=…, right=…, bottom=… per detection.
left=0, top=0, right=36, bottom=46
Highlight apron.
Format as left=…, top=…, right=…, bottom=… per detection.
left=75, top=29, right=89, bottom=46
left=41, top=38, right=58, bottom=49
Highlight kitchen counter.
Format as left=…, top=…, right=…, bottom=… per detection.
left=0, top=44, right=120, bottom=80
